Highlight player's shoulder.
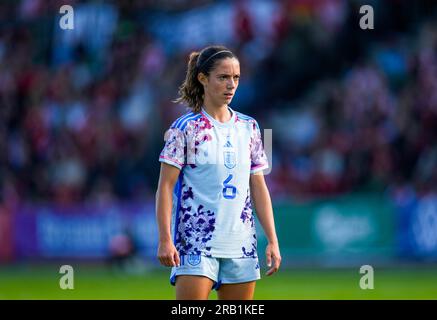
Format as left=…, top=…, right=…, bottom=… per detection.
left=235, top=110, right=255, bottom=122
left=170, top=111, right=202, bottom=130
left=235, top=110, right=259, bottom=128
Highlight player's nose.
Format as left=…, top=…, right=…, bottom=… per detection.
left=226, top=79, right=236, bottom=89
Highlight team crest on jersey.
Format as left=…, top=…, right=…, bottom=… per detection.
left=223, top=151, right=236, bottom=169
left=187, top=254, right=201, bottom=266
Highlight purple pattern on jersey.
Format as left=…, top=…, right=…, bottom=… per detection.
left=160, top=114, right=214, bottom=168
left=240, top=190, right=255, bottom=228
left=175, top=183, right=216, bottom=256
left=250, top=121, right=268, bottom=171
left=241, top=234, right=257, bottom=258
left=185, top=114, right=213, bottom=165
left=160, top=128, right=186, bottom=167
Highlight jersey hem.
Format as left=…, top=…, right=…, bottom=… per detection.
left=159, top=156, right=183, bottom=170
left=250, top=164, right=269, bottom=174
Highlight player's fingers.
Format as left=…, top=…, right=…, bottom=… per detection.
left=265, top=253, right=274, bottom=276
left=169, top=252, right=176, bottom=267
left=158, top=255, right=167, bottom=266
left=174, top=251, right=180, bottom=267
left=158, top=256, right=167, bottom=266
left=266, top=252, right=272, bottom=268
left=159, top=254, right=173, bottom=267
left=157, top=252, right=163, bottom=264
left=277, top=255, right=282, bottom=268
left=266, top=255, right=281, bottom=276
left=273, top=255, right=281, bottom=271
left=168, top=253, right=177, bottom=267
left=266, top=264, right=279, bottom=276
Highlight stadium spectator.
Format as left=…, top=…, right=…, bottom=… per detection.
left=0, top=0, right=435, bottom=208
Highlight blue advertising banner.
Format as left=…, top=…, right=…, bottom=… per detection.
left=9, top=192, right=437, bottom=264
left=396, top=193, right=437, bottom=260
left=13, top=203, right=158, bottom=260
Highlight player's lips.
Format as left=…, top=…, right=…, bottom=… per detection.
left=224, top=93, right=234, bottom=99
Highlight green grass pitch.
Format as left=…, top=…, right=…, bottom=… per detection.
left=1, top=264, right=436, bottom=300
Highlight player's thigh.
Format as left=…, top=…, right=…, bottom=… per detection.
left=175, top=275, right=215, bottom=300
left=217, top=281, right=256, bottom=300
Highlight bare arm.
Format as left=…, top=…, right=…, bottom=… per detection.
left=250, top=172, right=281, bottom=275
left=156, top=162, right=181, bottom=267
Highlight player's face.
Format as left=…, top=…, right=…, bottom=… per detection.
left=202, top=57, right=240, bottom=108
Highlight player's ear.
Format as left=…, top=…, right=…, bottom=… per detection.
left=197, top=72, right=208, bottom=87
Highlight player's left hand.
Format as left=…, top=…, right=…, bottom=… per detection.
left=265, top=242, right=281, bottom=276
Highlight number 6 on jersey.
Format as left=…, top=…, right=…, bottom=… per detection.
left=222, top=174, right=237, bottom=199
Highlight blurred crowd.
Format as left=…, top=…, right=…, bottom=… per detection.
left=0, top=0, right=436, bottom=211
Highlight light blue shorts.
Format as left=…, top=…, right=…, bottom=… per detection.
left=170, top=255, right=260, bottom=290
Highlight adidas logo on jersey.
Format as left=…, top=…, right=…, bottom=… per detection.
left=224, top=141, right=233, bottom=148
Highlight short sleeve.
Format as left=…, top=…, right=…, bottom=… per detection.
left=159, top=127, right=186, bottom=170
left=250, top=120, right=269, bottom=174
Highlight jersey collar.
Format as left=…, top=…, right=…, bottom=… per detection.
left=201, top=106, right=236, bottom=128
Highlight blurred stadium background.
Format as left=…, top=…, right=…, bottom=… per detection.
left=0, top=0, right=437, bottom=299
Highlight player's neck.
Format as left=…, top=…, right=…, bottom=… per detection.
left=202, top=103, right=231, bottom=123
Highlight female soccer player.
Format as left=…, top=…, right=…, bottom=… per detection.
left=156, top=45, right=281, bottom=300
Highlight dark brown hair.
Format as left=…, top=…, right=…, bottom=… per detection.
left=174, top=45, right=237, bottom=113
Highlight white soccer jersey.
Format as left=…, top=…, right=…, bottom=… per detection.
left=159, top=106, right=268, bottom=258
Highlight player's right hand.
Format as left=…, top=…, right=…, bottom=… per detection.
left=157, top=241, right=180, bottom=267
